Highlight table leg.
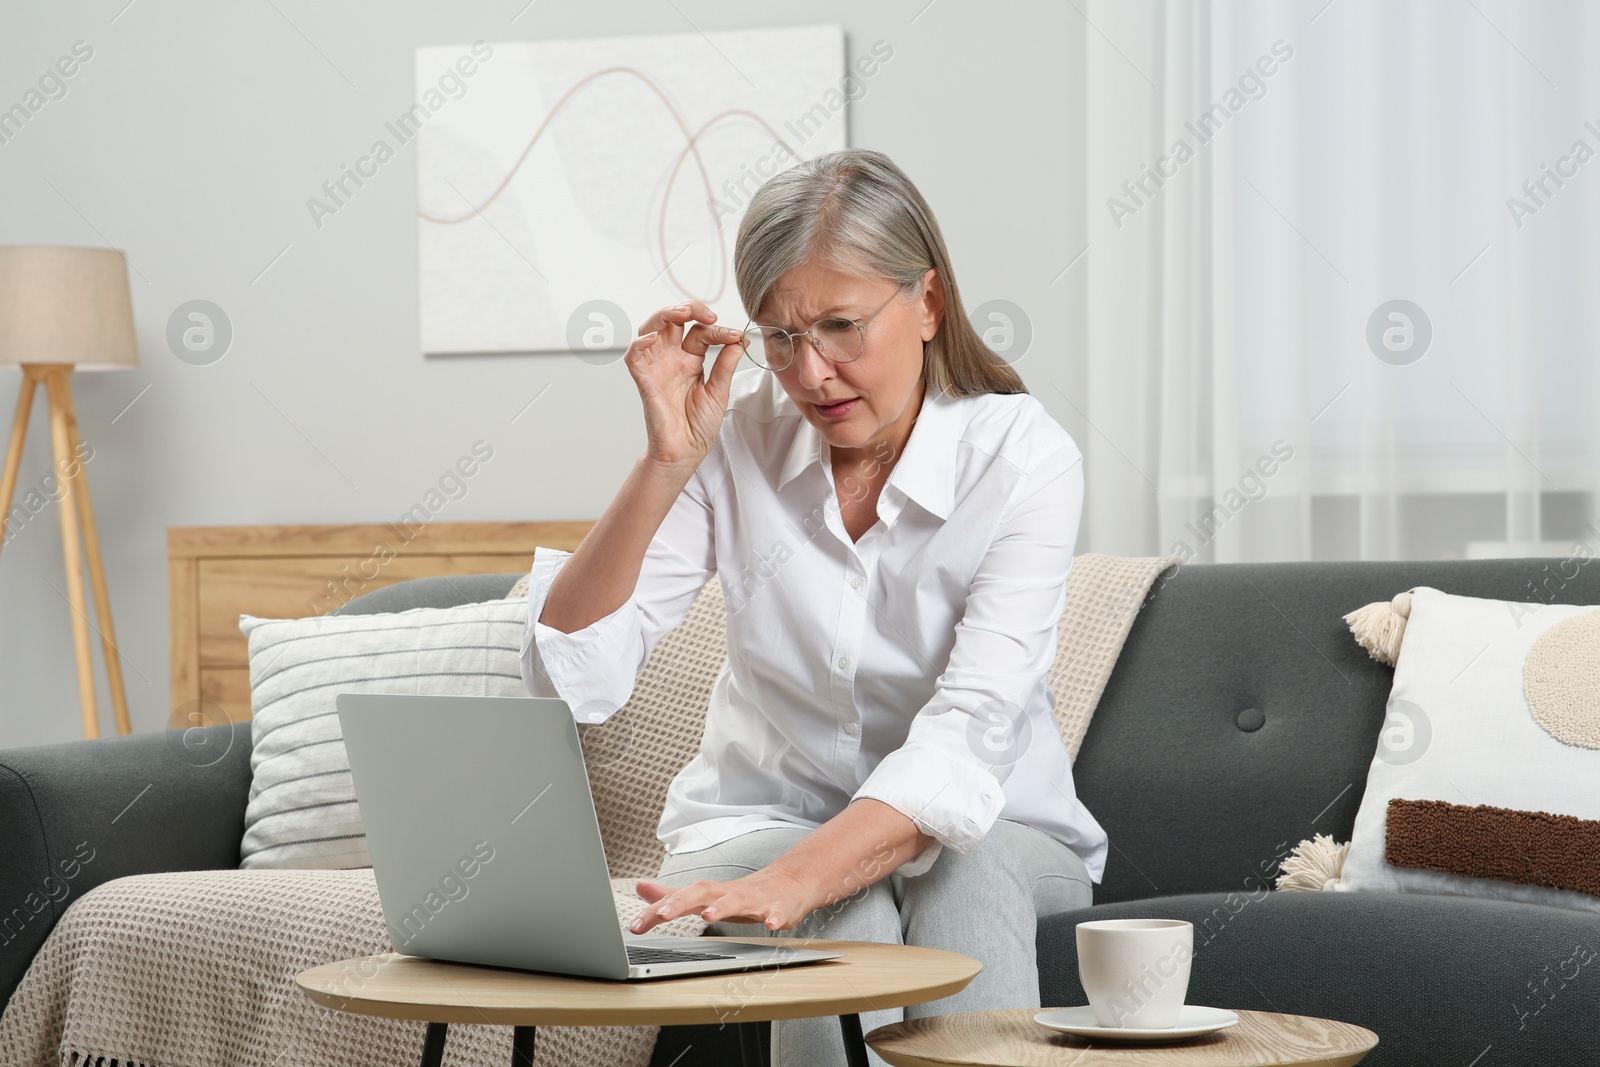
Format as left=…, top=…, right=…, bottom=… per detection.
left=511, top=1025, right=536, bottom=1066
left=839, top=1013, right=869, bottom=1067
left=419, top=1021, right=448, bottom=1067
left=737, top=1020, right=764, bottom=1067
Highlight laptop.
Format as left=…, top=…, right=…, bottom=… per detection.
left=336, top=692, right=845, bottom=980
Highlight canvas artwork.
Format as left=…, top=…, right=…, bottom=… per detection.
left=415, top=24, right=849, bottom=356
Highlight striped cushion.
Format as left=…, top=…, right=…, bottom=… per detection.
left=238, top=599, right=528, bottom=870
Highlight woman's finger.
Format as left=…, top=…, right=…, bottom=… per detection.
left=630, top=879, right=719, bottom=932
left=680, top=323, right=745, bottom=357
left=633, top=878, right=671, bottom=905
left=640, top=301, right=717, bottom=339
left=701, top=885, right=792, bottom=929
left=701, top=894, right=752, bottom=925
left=677, top=299, right=716, bottom=323
left=706, top=326, right=748, bottom=398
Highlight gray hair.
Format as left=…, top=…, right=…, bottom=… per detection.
left=732, top=148, right=1026, bottom=398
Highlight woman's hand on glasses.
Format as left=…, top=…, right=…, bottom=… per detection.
left=626, top=300, right=747, bottom=473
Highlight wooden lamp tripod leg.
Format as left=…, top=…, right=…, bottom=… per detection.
left=0, top=367, right=40, bottom=557
left=40, top=366, right=100, bottom=738
left=46, top=368, right=132, bottom=735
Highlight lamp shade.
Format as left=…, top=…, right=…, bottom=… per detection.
left=0, top=246, right=138, bottom=370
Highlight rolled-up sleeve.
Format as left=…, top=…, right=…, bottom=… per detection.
left=520, top=460, right=718, bottom=724
left=853, top=443, right=1083, bottom=876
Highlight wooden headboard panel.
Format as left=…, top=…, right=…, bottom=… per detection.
left=166, top=521, right=594, bottom=729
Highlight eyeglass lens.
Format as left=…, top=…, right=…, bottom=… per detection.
left=740, top=318, right=863, bottom=370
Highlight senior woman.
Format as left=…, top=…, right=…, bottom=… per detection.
left=520, top=147, right=1106, bottom=1067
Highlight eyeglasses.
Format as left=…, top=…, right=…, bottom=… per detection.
left=737, top=281, right=915, bottom=372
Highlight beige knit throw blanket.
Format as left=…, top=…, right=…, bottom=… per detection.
left=0, top=553, right=1174, bottom=1067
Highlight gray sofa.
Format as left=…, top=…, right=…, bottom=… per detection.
left=4, top=560, right=1598, bottom=1066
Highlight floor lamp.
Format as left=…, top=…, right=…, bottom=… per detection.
left=0, top=246, right=137, bottom=739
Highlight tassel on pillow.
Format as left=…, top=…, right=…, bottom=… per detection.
left=1343, top=590, right=1413, bottom=666
left=1275, top=833, right=1350, bottom=891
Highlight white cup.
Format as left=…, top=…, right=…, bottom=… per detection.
left=1075, top=918, right=1194, bottom=1028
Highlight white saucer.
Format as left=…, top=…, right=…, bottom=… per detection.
left=1034, top=1005, right=1240, bottom=1041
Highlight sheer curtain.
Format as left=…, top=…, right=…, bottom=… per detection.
left=1079, top=0, right=1600, bottom=563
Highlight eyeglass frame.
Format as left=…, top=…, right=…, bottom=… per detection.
left=737, top=276, right=921, bottom=372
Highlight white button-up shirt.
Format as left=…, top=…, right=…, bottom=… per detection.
left=520, top=367, right=1107, bottom=882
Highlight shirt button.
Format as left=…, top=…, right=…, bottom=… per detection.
left=837, top=655, right=850, bottom=670
left=844, top=721, right=860, bottom=736
left=850, top=576, right=864, bottom=590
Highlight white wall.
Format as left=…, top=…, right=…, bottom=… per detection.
left=0, top=1, right=1090, bottom=748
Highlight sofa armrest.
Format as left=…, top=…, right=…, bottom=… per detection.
left=0, top=723, right=250, bottom=1008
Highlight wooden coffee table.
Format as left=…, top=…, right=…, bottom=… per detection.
left=866, top=1007, right=1379, bottom=1066
left=296, top=936, right=980, bottom=1067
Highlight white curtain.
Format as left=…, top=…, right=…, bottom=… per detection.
left=1080, top=0, right=1600, bottom=563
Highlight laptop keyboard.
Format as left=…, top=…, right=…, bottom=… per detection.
left=626, top=945, right=741, bottom=964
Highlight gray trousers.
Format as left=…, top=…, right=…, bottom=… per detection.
left=655, top=818, right=1094, bottom=1067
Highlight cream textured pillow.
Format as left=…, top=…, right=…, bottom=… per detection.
left=1336, top=586, right=1600, bottom=912
left=239, top=598, right=529, bottom=870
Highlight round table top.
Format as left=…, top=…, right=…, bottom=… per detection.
left=866, top=1008, right=1379, bottom=1067
left=295, top=938, right=980, bottom=1027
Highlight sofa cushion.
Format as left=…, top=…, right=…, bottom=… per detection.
left=1338, top=587, right=1600, bottom=912
left=239, top=598, right=530, bottom=869
left=1073, top=558, right=1600, bottom=905
left=1038, top=890, right=1600, bottom=1067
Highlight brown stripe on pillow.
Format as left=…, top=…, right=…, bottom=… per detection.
left=1385, top=798, right=1600, bottom=898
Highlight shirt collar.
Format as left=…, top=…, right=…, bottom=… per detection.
left=775, top=379, right=960, bottom=521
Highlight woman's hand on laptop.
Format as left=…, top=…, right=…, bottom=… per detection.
left=629, top=800, right=936, bottom=934
left=631, top=867, right=816, bottom=934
